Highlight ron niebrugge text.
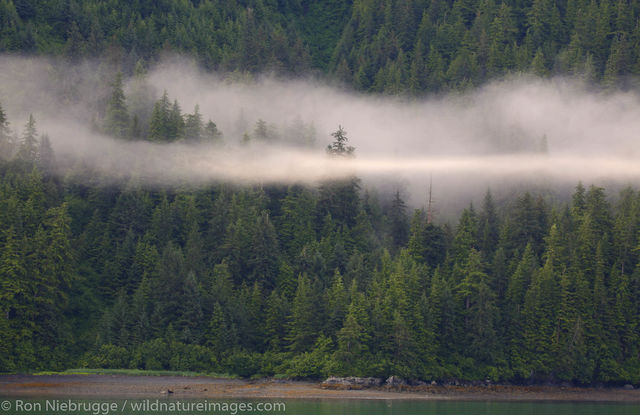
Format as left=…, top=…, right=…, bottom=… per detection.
left=5, top=400, right=286, bottom=415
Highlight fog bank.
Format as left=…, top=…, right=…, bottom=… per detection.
left=1, top=56, right=639, bottom=210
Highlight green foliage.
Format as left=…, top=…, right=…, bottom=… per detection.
left=3, top=0, right=640, bottom=92
left=388, top=191, right=409, bottom=250
left=318, top=129, right=360, bottom=229
left=226, top=351, right=262, bottom=378
left=131, top=338, right=171, bottom=370
left=0, top=100, right=12, bottom=159
left=287, top=274, right=319, bottom=353
left=18, top=114, right=38, bottom=161
left=326, top=126, right=354, bottom=157
left=86, top=344, right=130, bottom=369
left=184, top=105, right=204, bottom=142
left=285, top=335, right=333, bottom=378
left=104, top=73, right=130, bottom=139
left=1, top=105, right=640, bottom=383
left=149, top=91, right=177, bottom=142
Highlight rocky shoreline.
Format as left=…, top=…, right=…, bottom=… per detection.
left=321, top=376, right=637, bottom=390
left=1, top=374, right=639, bottom=402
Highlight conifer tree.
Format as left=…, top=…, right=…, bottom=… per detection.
left=335, top=291, right=370, bottom=374
left=318, top=126, right=360, bottom=227
left=203, top=120, right=223, bottom=142
left=452, top=205, right=478, bottom=266
left=326, top=125, right=355, bottom=157
left=478, top=189, right=499, bottom=262
left=104, top=72, right=130, bottom=139
left=184, top=105, right=204, bottom=142
left=18, top=114, right=38, bottom=161
left=206, top=302, right=237, bottom=354
left=169, top=100, right=184, bottom=140
left=458, top=250, right=499, bottom=364
left=0, top=101, right=11, bottom=158
left=521, top=258, right=559, bottom=377
left=149, top=91, right=171, bottom=142
left=264, top=290, right=289, bottom=351
left=505, top=243, right=538, bottom=376
left=335, top=310, right=366, bottom=373
left=37, top=134, right=54, bottom=174
left=249, top=211, right=280, bottom=288
left=287, top=274, right=319, bottom=353
left=253, top=119, right=269, bottom=140
left=388, top=190, right=409, bottom=249
left=278, top=186, right=317, bottom=258
left=326, top=271, right=348, bottom=335
left=0, top=226, right=26, bottom=326
left=178, top=272, right=204, bottom=344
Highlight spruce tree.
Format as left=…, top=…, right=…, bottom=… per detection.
left=149, top=91, right=171, bottom=142
left=478, top=189, right=499, bottom=262
left=169, top=100, right=184, bottom=140
left=388, top=190, right=409, bottom=249
left=184, top=105, right=204, bottom=142
left=326, top=125, right=354, bottom=156
left=287, top=274, right=319, bottom=353
left=104, top=72, right=130, bottom=139
left=326, top=271, right=348, bottom=335
left=203, top=120, right=223, bottom=142
left=37, top=134, right=54, bottom=174
left=0, top=101, right=11, bottom=158
left=335, top=297, right=369, bottom=374
left=18, top=114, right=38, bottom=161
left=249, top=211, right=280, bottom=288
left=318, top=127, right=360, bottom=229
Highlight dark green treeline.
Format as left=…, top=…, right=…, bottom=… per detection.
left=2, top=0, right=640, bottom=91
left=1, top=103, right=640, bottom=384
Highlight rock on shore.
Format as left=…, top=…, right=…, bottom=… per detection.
left=322, top=377, right=383, bottom=389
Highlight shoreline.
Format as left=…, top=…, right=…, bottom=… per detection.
left=1, top=374, right=640, bottom=403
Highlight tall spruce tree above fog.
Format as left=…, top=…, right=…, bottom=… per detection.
left=325, top=125, right=354, bottom=157
left=318, top=126, right=360, bottom=228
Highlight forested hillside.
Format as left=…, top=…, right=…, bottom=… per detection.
left=2, top=0, right=640, bottom=92
left=2, top=0, right=640, bottom=386
left=1, top=97, right=640, bottom=384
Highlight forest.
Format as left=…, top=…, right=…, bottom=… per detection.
left=1, top=0, right=640, bottom=92
left=1, top=88, right=640, bottom=384
left=1, top=0, right=640, bottom=386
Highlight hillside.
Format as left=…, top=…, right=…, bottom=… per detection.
left=1, top=0, right=639, bottom=92
left=1, top=0, right=640, bottom=386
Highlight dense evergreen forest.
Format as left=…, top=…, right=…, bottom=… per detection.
left=2, top=0, right=640, bottom=92
left=2, top=0, right=640, bottom=386
left=1, top=89, right=640, bottom=384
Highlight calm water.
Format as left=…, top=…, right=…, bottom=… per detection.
left=1, top=398, right=639, bottom=415
left=285, top=400, right=640, bottom=414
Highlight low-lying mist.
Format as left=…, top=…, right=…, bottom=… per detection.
left=1, top=56, right=639, bottom=212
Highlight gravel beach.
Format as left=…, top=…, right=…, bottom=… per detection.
left=1, top=375, right=640, bottom=402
